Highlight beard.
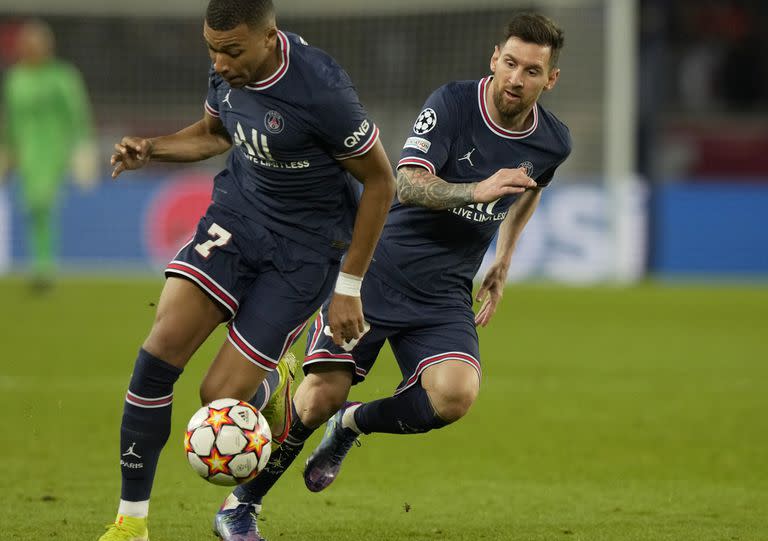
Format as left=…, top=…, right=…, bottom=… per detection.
left=492, top=84, right=529, bottom=121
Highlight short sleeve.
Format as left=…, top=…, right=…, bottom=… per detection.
left=535, top=165, right=558, bottom=187
left=536, top=126, right=572, bottom=187
left=397, top=85, right=458, bottom=175
left=314, top=78, right=379, bottom=160
left=204, top=66, right=222, bottom=118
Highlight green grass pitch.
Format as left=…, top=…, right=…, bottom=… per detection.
left=1, top=278, right=766, bottom=540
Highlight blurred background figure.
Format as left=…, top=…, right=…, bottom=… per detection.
left=1, top=19, right=96, bottom=291
left=0, top=0, right=765, bottom=281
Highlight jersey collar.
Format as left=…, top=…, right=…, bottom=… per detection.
left=245, top=31, right=290, bottom=91
left=477, top=76, right=538, bottom=139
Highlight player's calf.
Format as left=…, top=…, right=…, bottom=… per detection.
left=120, top=349, right=183, bottom=504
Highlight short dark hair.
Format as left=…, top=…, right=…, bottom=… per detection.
left=502, top=13, right=565, bottom=67
left=206, top=0, right=275, bottom=31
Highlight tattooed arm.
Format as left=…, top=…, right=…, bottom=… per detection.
left=396, top=166, right=474, bottom=210
left=396, top=165, right=538, bottom=210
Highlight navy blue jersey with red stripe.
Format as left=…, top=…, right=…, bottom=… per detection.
left=204, top=31, right=379, bottom=259
left=369, top=77, right=571, bottom=305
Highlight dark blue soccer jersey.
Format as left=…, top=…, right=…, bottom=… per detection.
left=369, top=76, right=571, bottom=305
left=204, top=31, right=379, bottom=259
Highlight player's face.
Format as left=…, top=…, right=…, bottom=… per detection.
left=203, top=22, right=278, bottom=88
left=17, top=23, right=54, bottom=65
left=489, top=37, right=560, bottom=119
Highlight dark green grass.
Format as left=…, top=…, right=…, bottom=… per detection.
left=1, top=278, right=766, bottom=540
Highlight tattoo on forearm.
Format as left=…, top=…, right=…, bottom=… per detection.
left=396, top=167, right=475, bottom=210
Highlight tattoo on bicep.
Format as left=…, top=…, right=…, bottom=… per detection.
left=396, top=167, right=474, bottom=210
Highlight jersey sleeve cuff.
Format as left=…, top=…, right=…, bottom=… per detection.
left=334, top=124, right=380, bottom=160
left=204, top=100, right=220, bottom=118
left=397, top=157, right=436, bottom=175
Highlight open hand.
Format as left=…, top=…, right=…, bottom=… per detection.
left=110, top=136, right=153, bottom=179
left=474, top=261, right=509, bottom=327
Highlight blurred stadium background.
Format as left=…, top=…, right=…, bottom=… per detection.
left=2, top=0, right=766, bottom=280
left=1, top=1, right=767, bottom=540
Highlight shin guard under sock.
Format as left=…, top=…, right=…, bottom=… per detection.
left=353, top=384, right=448, bottom=435
left=234, top=401, right=315, bottom=504
left=249, top=368, right=280, bottom=411
left=120, top=348, right=182, bottom=502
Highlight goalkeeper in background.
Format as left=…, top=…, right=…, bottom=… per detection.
left=1, top=20, right=97, bottom=290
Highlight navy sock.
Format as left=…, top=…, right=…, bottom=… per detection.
left=249, top=368, right=280, bottom=411
left=354, top=384, right=448, bottom=435
left=120, top=348, right=182, bottom=502
left=234, top=401, right=315, bottom=504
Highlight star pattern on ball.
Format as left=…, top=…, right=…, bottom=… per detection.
left=206, top=406, right=234, bottom=432
left=244, top=425, right=270, bottom=455
left=413, top=108, right=437, bottom=135
left=183, top=431, right=194, bottom=453
left=203, top=447, right=233, bottom=476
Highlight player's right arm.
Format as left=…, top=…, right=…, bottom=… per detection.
left=474, top=187, right=542, bottom=327
left=396, top=165, right=537, bottom=210
left=110, top=112, right=232, bottom=179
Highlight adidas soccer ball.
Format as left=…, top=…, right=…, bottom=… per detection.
left=184, top=398, right=272, bottom=486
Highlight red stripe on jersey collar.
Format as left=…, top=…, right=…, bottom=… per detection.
left=477, top=76, right=538, bottom=139
left=245, top=31, right=290, bottom=91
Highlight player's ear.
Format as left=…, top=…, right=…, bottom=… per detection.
left=490, top=45, right=500, bottom=73
left=544, top=67, right=560, bottom=92
left=262, top=24, right=277, bottom=47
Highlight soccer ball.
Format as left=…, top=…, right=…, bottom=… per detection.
left=184, top=398, right=272, bottom=486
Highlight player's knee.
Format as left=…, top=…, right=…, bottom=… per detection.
left=294, top=370, right=351, bottom=428
left=427, top=381, right=478, bottom=424
left=297, top=384, right=347, bottom=427
left=143, top=315, right=194, bottom=366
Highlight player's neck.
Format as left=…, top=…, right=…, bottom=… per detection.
left=485, top=81, right=535, bottom=132
left=251, top=35, right=283, bottom=83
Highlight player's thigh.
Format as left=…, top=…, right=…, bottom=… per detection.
left=151, top=204, right=265, bottom=366
left=143, top=276, right=228, bottom=367
left=389, top=317, right=482, bottom=399
left=199, top=340, right=271, bottom=403
left=165, top=204, right=264, bottom=319
left=304, top=301, right=392, bottom=386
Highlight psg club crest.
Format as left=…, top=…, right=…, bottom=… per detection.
left=264, top=110, right=284, bottom=134
left=413, top=108, right=437, bottom=135
left=518, top=161, right=534, bottom=176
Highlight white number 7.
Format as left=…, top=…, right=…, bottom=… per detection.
left=194, top=223, right=232, bottom=258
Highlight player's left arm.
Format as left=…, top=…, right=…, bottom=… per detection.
left=326, top=140, right=396, bottom=345
left=61, top=65, right=99, bottom=188
left=475, top=187, right=543, bottom=327
left=61, top=64, right=94, bottom=142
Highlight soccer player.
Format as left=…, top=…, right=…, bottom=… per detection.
left=211, top=12, right=571, bottom=541
left=1, top=20, right=96, bottom=290
left=98, top=1, right=395, bottom=540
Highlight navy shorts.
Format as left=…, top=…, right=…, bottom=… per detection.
left=303, top=275, right=481, bottom=395
left=166, top=203, right=339, bottom=372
